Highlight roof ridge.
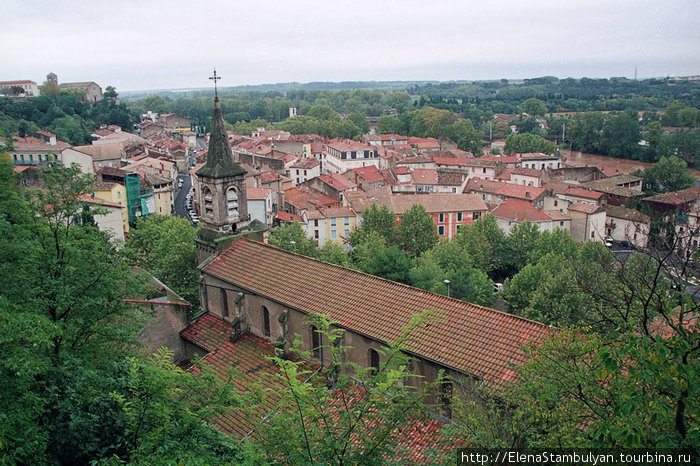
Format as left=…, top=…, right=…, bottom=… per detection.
left=224, top=237, right=551, bottom=330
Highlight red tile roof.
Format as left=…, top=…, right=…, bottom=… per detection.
left=432, top=156, right=471, bottom=167
left=246, top=187, right=271, bottom=201
left=328, top=139, right=374, bottom=152
left=79, top=194, right=123, bottom=209
left=344, top=190, right=372, bottom=213
left=203, top=238, right=550, bottom=386
left=318, top=173, right=357, bottom=192
left=491, top=199, right=552, bottom=222
left=369, top=188, right=488, bottom=214
left=411, top=169, right=438, bottom=185
left=379, top=133, right=408, bottom=141
left=350, top=165, right=383, bottom=183
left=568, top=202, right=603, bottom=214
left=276, top=211, right=305, bottom=224
left=0, top=80, right=36, bottom=85
left=479, top=155, right=520, bottom=164
left=289, top=157, right=319, bottom=169
left=564, top=186, right=605, bottom=200
left=406, top=137, right=440, bottom=149
left=494, top=183, right=546, bottom=201
left=181, top=312, right=233, bottom=351
left=183, top=316, right=449, bottom=460
left=284, top=186, right=340, bottom=211
left=518, top=152, right=557, bottom=159
left=642, top=186, right=700, bottom=207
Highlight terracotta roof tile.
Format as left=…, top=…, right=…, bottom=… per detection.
left=411, top=169, right=438, bottom=185
left=318, top=173, right=357, bottom=191
left=183, top=318, right=449, bottom=459
left=349, top=165, right=383, bottom=183
left=491, top=199, right=552, bottom=222
left=202, top=238, right=551, bottom=386
left=246, top=187, right=271, bottom=201
left=276, top=211, right=305, bottom=223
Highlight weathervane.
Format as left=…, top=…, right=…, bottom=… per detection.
left=209, top=68, right=221, bottom=98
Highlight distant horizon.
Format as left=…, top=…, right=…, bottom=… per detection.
left=113, top=73, right=700, bottom=96
left=3, top=0, right=698, bottom=93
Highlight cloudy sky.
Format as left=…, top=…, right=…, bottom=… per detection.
left=2, top=0, right=699, bottom=92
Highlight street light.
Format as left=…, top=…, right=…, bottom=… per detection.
left=443, top=279, right=451, bottom=298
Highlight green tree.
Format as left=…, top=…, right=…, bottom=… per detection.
left=363, top=245, right=411, bottom=283
left=306, top=104, right=341, bottom=121
left=643, top=155, right=696, bottom=193
left=408, top=250, right=446, bottom=293
left=521, top=97, right=548, bottom=116
left=598, top=110, right=641, bottom=159
left=568, top=112, right=606, bottom=153
left=240, top=314, right=434, bottom=464
left=346, top=111, right=369, bottom=134
left=381, top=92, right=412, bottom=112
left=123, top=215, right=200, bottom=306
left=0, top=164, right=146, bottom=462
left=0, top=161, right=243, bottom=463
left=318, top=241, right=352, bottom=268
left=269, top=221, right=319, bottom=257
left=503, top=133, right=556, bottom=155
left=397, top=204, right=438, bottom=257
left=445, top=118, right=484, bottom=154
left=454, top=214, right=507, bottom=276
left=503, top=221, right=542, bottom=274
left=376, top=115, right=405, bottom=135
left=643, top=120, right=666, bottom=162
left=446, top=266, right=494, bottom=307
left=350, top=230, right=387, bottom=270
left=349, top=203, right=398, bottom=247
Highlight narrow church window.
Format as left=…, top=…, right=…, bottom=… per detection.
left=227, top=187, right=239, bottom=220
left=203, top=187, right=214, bottom=218
left=221, top=288, right=229, bottom=317
left=262, top=306, right=270, bottom=337
left=310, top=325, right=320, bottom=358
left=369, top=348, right=380, bottom=376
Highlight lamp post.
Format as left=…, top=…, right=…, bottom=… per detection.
left=443, top=279, right=451, bottom=298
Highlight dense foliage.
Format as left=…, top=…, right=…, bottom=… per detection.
left=122, top=215, right=201, bottom=306
left=0, top=86, right=136, bottom=145
left=0, top=161, right=239, bottom=463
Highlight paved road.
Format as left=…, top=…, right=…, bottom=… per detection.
left=174, top=174, right=192, bottom=220
left=609, top=244, right=699, bottom=302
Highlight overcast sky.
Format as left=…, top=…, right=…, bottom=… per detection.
left=2, top=0, right=699, bottom=92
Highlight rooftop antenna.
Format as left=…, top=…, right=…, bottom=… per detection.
left=209, top=68, right=221, bottom=99
left=634, top=65, right=638, bottom=81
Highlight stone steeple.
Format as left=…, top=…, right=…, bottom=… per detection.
left=197, top=98, right=246, bottom=179
left=196, top=92, right=249, bottom=236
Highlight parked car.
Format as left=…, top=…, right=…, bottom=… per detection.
left=493, top=282, right=504, bottom=293
left=621, top=240, right=634, bottom=248
left=604, top=235, right=614, bottom=243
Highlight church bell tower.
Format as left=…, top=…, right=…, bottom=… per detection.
left=197, top=70, right=249, bottom=235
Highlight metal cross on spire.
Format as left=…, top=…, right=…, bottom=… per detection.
left=209, top=68, right=221, bottom=98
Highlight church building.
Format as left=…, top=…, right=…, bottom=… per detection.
left=184, top=237, right=551, bottom=411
